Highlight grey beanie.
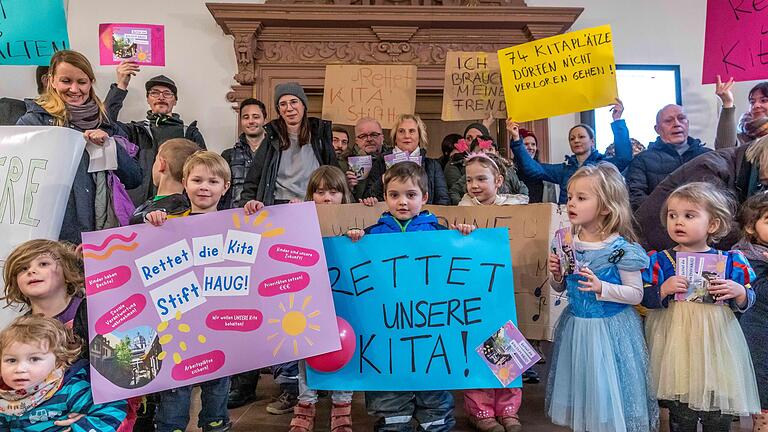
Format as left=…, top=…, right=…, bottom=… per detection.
left=274, top=82, right=308, bottom=111
left=463, top=122, right=491, bottom=138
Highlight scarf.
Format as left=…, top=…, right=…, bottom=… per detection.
left=0, top=368, right=64, bottom=417
left=732, top=238, right=768, bottom=264
left=738, top=111, right=768, bottom=144
left=66, top=99, right=101, bottom=130
left=146, top=111, right=184, bottom=127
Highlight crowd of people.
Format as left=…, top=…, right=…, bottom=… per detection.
left=1, top=47, right=768, bottom=432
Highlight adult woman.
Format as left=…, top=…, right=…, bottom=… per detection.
left=16, top=50, right=142, bottom=244
left=508, top=99, right=631, bottom=204
left=365, top=114, right=449, bottom=205
left=240, top=82, right=337, bottom=205
left=517, top=129, right=559, bottom=204
left=715, top=78, right=768, bottom=148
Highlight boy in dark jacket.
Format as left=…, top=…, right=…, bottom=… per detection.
left=130, top=138, right=199, bottom=224
left=347, top=162, right=474, bottom=431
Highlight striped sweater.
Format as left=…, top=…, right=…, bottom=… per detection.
left=0, top=360, right=127, bottom=432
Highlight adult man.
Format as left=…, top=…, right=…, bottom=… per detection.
left=332, top=126, right=350, bottom=159
left=345, top=117, right=387, bottom=200
left=105, top=62, right=206, bottom=205
left=221, top=98, right=267, bottom=210
left=625, top=104, right=711, bottom=210
left=1, top=66, right=48, bottom=125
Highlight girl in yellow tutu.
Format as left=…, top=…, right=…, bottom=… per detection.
left=642, top=182, right=760, bottom=431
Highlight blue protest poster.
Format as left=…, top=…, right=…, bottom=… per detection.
left=0, top=0, right=69, bottom=65
left=307, top=228, right=521, bottom=390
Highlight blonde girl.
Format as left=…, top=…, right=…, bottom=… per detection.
left=546, top=163, right=658, bottom=432
left=642, top=182, right=760, bottom=431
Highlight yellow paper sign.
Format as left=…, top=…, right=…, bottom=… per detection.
left=322, top=64, right=417, bottom=126
left=441, top=51, right=506, bottom=121
left=497, top=25, right=618, bottom=122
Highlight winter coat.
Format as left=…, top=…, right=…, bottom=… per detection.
left=104, top=84, right=206, bottom=205
left=239, top=117, right=337, bottom=206
left=0, top=97, right=26, bottom=126
left=221, top=133, right=258, bottom=209
left=364, top=210, right=446, bottom=234
left=634, top=144, right=752, bottom=251
left=364, top=148, right=450, bottom=205
left=625, top=136, right=711, bottom=210
left=0, top=360, right=127, bottom=432
left=16, top=100, right=143, bottom=244
left=510, top=119, right=632, bottom=204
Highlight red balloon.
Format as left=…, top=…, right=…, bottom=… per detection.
left=306, top=316, right=356, bottom=373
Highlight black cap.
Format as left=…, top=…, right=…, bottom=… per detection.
left=145, top=75, right=178, bottom=98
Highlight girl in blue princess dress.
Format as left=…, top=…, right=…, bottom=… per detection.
left=642, top=182, right=760, bottom=431
left=546, top=163, right=658, bottom=432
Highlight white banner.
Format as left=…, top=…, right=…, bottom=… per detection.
left=0, top=126, right=85, bottom=267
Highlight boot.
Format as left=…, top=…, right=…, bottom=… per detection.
left=330, top=402, right=353, bottom=432
left=289, top=402, right=316, bottom=432
left=469, top=416, right=504, bottom=432
left=498, top=415, right=522, bottom=432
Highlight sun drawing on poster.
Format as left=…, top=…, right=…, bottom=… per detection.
left=231, top=210, right=285, bottom=237
left=267, top=294, right=321, bottom=356
left=156, top=311, right=208, bottom=365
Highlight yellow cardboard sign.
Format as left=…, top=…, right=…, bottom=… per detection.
left=322, top=64, right=417, bottom=126
left=497, top=25, right=618, bottom=122
left=441, top=51, right=506, bottom=121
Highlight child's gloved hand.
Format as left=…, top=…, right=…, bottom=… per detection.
left=145, top=210, right=168, bottom=226
left=243, top=200, right=264, bottom=215
left=660, top=275, right=689, bottom=298
left=548, top=252, right=563, bottom=282
left=450, top=223, right=476, bottom=235
left=708, top=278, right=747, bottom=305
left=347, top=229, right=365, bottom=242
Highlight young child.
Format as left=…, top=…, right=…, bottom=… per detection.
left=459, top=152, right=528, bottom=207
left=733, top=192, right=768, bottom=431
left=3, top=240, right=84, bottom=330
left=456, top=152, right=523, bottom=432
left=546, top=163, right=658, bottom=432
left=145, top=151, right=233, bottom=432
left=130, top=138, right=200, bottom=224
left=290, top=165, right=355, bottom=432
left=642, top=182, right=760, bottom=430
left=0, top=315, right=127, bottom=431
left=347, top=161, right=474, bottom=432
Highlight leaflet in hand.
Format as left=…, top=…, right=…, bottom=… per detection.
left=675, top=252, right=726, bottom=304
left=476, top=320, right=540, bottom=387
left=384, top=153, right=421, bottom=169
left=553, top=227, right=579, bottom=276
left=99, top=23, right=165, bottom=66
left=348, top=155, right=373, bottom=180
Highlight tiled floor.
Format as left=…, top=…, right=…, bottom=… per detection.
left=185, top=363, right=754, bottom=431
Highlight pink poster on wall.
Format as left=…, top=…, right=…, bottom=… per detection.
left=98, top=23, right=165, bottom=66
left=702, top=0, right=768, bottom=84
left=81, top=204, right=340, bottom=403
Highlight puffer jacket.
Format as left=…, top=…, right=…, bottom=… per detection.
left=364, top=148, right=450, bottom=205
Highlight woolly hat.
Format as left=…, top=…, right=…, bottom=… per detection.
left=145, top=75, right=178, bottom=98
left=274, top=82, right=308, bottom=112
left=463, top=122, right=490, bottom=138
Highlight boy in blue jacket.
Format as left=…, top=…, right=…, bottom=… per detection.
left=347, top=161, right=474, bottom=431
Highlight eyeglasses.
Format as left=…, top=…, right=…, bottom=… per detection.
left=278, top=98, right=302, bottom=110
left=356, top=132, right=382, bottom=141
left=148, top=90, right=174, bottom=99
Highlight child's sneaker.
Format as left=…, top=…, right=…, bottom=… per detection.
left=267, top=390, right=298, bottom=415
left=289, top=402, right=316, bottom=432
left=203, top=420, right=231, bottom=432
left=498, top=415, right=522, bottom=432
left=469, top=416, right=504, bottom=432
left=330, top=402, right=353, bottom=432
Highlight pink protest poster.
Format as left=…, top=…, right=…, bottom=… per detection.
left=98, top=23, right=165, bottom=66
left=702, top=0, right=768, bottom=83
left=476, top=321, right=540, bottom=387
left=81, top=204, right=340, bottom=403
